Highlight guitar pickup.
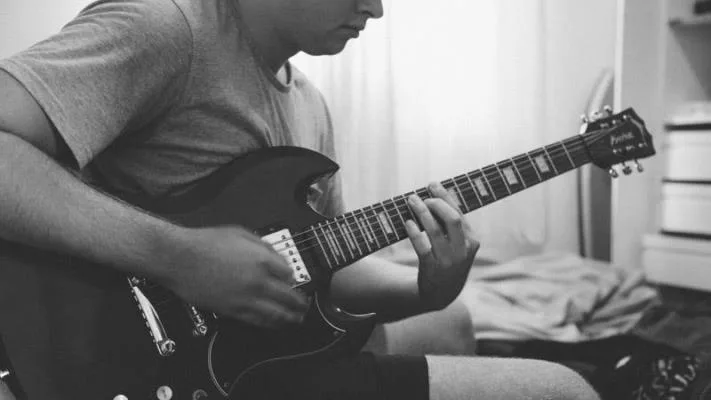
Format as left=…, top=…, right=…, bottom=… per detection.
left=262, top=229, right=312, bottom=286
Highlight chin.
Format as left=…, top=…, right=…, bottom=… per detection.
left=304, top=40, right=350, bottom=56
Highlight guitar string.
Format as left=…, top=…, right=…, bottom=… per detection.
left=288, top=126, right=642, bottom=253
left=280, top=133, right=607, bottom=251
left=281, top=138, right=604, bottom=258
left=143, top=143, right=598, bottom=308
left=145, top=129, right=638, bottom=305
left=289, top=150, right=589, bottom=264
left=291, top=138, right=643, bottom=266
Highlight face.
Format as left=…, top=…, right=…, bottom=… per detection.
left=273, top=0, right=384, bottom=55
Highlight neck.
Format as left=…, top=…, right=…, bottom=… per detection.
left=236, top=0, right=297, bottom=72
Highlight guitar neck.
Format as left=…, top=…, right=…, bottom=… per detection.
left=309, top=135, right=591, bottom=272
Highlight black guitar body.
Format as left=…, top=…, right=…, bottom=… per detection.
left=0, top=147, right=376, bottom=400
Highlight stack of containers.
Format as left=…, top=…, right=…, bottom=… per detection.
left=643, top=102, right=711, bottom=291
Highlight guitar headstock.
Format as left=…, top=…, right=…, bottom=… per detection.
left=580, top=107, right=656, bottom=177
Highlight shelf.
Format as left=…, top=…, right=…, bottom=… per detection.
left=643, top=234, right=711, bottom=292
left=669, top=14, right=711, bottom=28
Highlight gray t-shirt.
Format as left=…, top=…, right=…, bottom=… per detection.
left=0, top=0, right=343, bottom=216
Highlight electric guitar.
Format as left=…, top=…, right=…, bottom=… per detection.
left=0, top=108, right=655, bottom=400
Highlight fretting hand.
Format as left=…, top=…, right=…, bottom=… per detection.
left=405, top=182, right=480, bottom=311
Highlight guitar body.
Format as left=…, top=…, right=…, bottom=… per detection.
left=0, top=147, right=376, bottom=400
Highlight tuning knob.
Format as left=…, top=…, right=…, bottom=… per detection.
left=156, top=386, right=173, bottom=400
left=622, top=162, right=633, bottom=175
left=113, top=395, right=128, bottom=400
left=608, top=167, right=619, bottom=179
left=635, top=160, right=644, bottom=173
left=603, top=105, right=613, bottom=115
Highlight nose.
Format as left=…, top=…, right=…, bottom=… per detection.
left=358, top=0, right=384, bottom=19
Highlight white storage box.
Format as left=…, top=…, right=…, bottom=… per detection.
left=660, top=183, right=711, bottom=236
left=643, top=234, right=711, bottom=292
left=665, top=131, right=711, bottom=181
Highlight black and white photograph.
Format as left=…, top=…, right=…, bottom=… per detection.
left=0, top=0, right=710, bottom=399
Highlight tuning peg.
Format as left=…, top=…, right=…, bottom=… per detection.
left=603, top=105, right=613, bottom=116
left=113, top=395, right=128, bottom=400
left=635, top=160, right=644, bottom=173
left=608, top=167, right=619, bottom=179
left=580, top=114, right=589, bottom=124
left=621, top=162, right=633, bottom=175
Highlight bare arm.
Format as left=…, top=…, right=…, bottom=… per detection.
left=331, top=184, right=480, bottom=323
left=331, top=256, right=422, bottom=323
left=0, top=70, right=308, bottom=327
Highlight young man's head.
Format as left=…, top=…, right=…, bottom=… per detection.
left=238, top=0, right=383, bottom=68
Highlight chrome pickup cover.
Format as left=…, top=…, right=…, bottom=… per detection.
left=262, top=229, right=312, bottom=286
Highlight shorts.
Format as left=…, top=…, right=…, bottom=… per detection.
left=238, top=352, right=429, bottom=400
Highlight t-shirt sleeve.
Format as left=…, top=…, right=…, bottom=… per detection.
left=0, top=0, right=192, bottom=168
left=311, top=97, right=347, bottom=218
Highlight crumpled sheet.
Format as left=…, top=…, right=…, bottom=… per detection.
left=459, top=252, right=660, bottom=342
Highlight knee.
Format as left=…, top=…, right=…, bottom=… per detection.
left=531, top=360, right=600, bottom=400
left=0, top=381, right=17, bottom=400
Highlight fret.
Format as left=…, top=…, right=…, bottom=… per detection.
left=559, top=140, right=576, bottom=168
left=364, top=206, right=385, bottom=247
left=479, top=169, right=497, bottom=200
left=566, top=136, right=589, bottom=168
left=382, top=199, right=406, bottom=239
left=541, top=146, right=560, bottom=175
left=318, top=223, right=340, bottom=264
left=393, top=196, right=410, bottom=228
left=493, top=163, right=512, bottom=195
left=525, top=152, right=543, bottom=182
left=346, top=213, right=367, bottom=255
left=469, top=171, right=493, bottom=203
left=443, top=179, right=469, bottom=212
left=509, top=157, right=527, bottom=188
left=311, top=226, right=334, bottom=270
left=530, top=149, right=554, bottom=176
left=354, top=210, right=374, bottom=253
left=343, top=213, right=365, bottom=256
left=483, top=166, right=508, bottom=200
left=464, top=173, right=483, bottom=209
left=335, top=218, right=356, bottom=259
left=325, top=222, right=347, bottom=262
left=417, top=187, right=432, bottom=200
left=373, top=202, right=396, bottom=242
left=513, top=154, right=539, bottom=187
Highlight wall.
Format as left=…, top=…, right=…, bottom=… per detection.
left=0, top=0, right=90, bottom=58
left=541, top=0, right=619, bottom=256
left=1, top=0, right=622, bottom=262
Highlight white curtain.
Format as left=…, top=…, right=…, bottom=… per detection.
left=293, top=1, right=586, bottom=263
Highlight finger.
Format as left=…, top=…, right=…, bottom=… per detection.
left=262, top=255, right=296, bottom=281
left=405, top=219, right=432, bottom=257
left=263, top=278, right=310, bottom=314
left=408, top=194, right=447, bottom=248
left=243, top=299, right=304, bottom=328
left=428, top=182, right=463, bottom=215
left=425, top=198, right=467, bottom=248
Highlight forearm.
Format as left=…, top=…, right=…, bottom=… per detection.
left=330, top=255, right=430, bottom=323
left=0, top=131, right=180, bottom=281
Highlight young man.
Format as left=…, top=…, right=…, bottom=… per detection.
left=0, top=0, right=600, bottom=399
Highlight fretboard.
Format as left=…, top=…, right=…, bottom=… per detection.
left=309, top=135, right=591, bottom=272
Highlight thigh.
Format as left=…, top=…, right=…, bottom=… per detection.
left=237, top=352, right=429, bottom=400
left=426, top=356, right=600, bottom=400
